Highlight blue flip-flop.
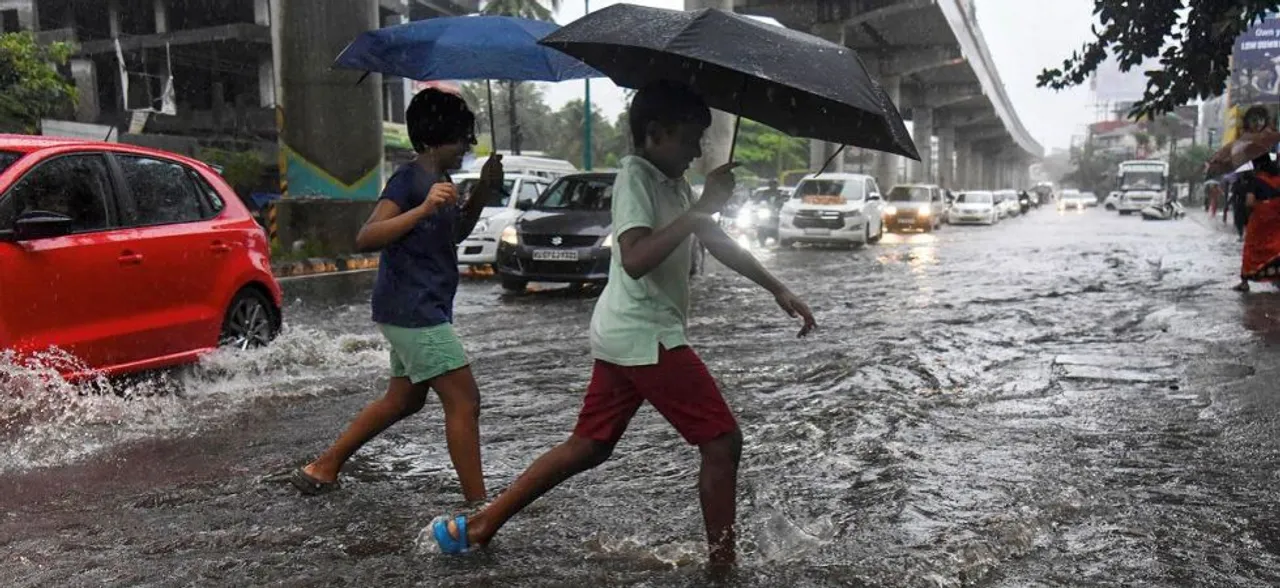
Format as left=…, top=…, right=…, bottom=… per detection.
left=431, top=515, right=470, bottom=554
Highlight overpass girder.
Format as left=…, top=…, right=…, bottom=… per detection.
left=880, top=45, right=965, bottom=77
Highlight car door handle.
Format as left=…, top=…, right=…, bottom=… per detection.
left=118, top=251, right=144, bottom=265
left=211, top=241, right=232, bottom=254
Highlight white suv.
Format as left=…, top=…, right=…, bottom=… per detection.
left=456, top=173, right=552, bottom=265
left=778, top=173, right=885, bottom=248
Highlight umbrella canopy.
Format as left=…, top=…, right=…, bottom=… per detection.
left=333, top=15, right=600, bottom=83
left=539, top=3, right=919, bottom=161
left=1205, top=129, right=1280, bottom=176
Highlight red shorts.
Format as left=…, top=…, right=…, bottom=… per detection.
left=573, top=346, right=738, bottom=445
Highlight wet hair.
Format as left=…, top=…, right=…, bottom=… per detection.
left=628, top=80, right=712, bottom=149
left=406, top=88, right=476, bottom=153
left=1244, top=105, right=1271, bottom=131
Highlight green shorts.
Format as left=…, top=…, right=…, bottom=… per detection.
left=378, top=322, right=469, bottom=384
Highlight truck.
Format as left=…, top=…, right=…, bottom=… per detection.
left=1115, top=160, right=1169, bottom=215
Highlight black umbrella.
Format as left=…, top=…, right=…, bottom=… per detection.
left=539, top=3, right=920, bottom=167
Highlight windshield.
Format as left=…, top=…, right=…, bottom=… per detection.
left=457, top=178, right=516, bottom=207
left=794, top=179, right=864, bottom=200
left=1120, top=170, right=1165, bottom=190
left=887, top=186, right=930, bottom=202
left=1062, top=191, right=1082, bottom=199
left=957, top=192, right=992, bottom=204
left=535, top=176, right=614, bottom=210
left=0, top=151, right=20, bottom=175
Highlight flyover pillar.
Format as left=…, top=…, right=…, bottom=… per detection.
left=806, top=21, right=845, bottom=175
left=937, top=126, right=955, bottom=189
left=911, top=106, right=934, bottom=183
left=687, top=0, right=736, bottom=178
left=955, top=140, right=970, bottom=188
left=873, top=75, right=902, bottom=188
left=280, top=0, right=383, bottom=199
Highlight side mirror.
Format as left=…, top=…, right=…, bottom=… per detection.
left=8, top=211, right=74, bottom=241
left=868, top=193, right=882, bottom=201
left=516, top=200, right=533, bottom=211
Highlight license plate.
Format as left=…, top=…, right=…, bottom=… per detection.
left=804, top=228, right=830, bottom=236
left=532, top=249, right=578, bottom=261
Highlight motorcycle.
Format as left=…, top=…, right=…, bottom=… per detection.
left=1140, top=200, right=1186, bottom=221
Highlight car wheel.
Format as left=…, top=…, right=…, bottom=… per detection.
left=219, top=288, right=279, bottom=351
left=780, top=238, right=794, bottom=248
left=501, top=275, right=529, bottom=293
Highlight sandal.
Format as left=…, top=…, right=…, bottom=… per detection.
left=431, top=514, right=470, bottom=554
left=290, top=467, right=339, bottom=496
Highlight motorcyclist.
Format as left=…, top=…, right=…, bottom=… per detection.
left=750, top=179, right=785, bottom=246
left=1017, top=190, right=1031, bottom=214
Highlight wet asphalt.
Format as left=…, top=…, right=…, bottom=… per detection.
left=5, top=206, right=1280, bottom=587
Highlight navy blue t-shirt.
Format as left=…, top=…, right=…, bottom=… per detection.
left=370, top=163, right=460, bottom=328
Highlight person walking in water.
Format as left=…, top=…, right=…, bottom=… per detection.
left=1234, top=152, right=1280, bottom=292
left=428, top=80, right=817, bottom=567
left=291, top=89, right=502, bottom=502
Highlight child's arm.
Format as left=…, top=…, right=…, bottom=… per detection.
left=696, top=223, right=817, bottom=337
left=619, top=163, right=736, bottom=279
left=355, top=183, right=456, bottom=252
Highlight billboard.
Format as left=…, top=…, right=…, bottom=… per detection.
left=1229, top=12, right=1280, bottom=108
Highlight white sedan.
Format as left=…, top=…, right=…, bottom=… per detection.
left=948, top=191, right=999, bottom=225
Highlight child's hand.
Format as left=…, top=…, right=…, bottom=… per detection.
left=694, top=162, right=740, bottom=214
left=775, top=289, right=817, bottom=338
left=421, top=182, right=458, bottom=214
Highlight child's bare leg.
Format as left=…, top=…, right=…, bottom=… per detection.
left=429, top=366, right=486, bottom=502
left=698, top=429, right=743, bottom=567
left=306, top=377, right=429, bottom=481
left=456, top=435, right=615, bottom=545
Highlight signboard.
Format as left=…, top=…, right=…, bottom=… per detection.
left=1230, top=12, right=1280, bottom=107
left=384, top=121, right=412, bottom=151
left=40, top=119, right=118, bottom=142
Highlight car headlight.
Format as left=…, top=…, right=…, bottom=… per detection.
left=501, top=225, right=519, bottom=245
left=919, top=205, right=930, bottom=216
left=756, top=208, right=772, bottom=220
left=473, top=219, right=489, bottom=234
left=601, top=232, right=613, bottom=248
left=884, top=206, right=898, bottom=216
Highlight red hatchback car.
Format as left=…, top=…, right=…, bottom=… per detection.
left=0, top=135, right=283, bottom=381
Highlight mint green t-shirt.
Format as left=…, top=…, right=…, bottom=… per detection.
left=589, top=155, right=695, bottom=366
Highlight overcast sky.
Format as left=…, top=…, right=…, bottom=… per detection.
left=539, top=0, right=1099, bottom=152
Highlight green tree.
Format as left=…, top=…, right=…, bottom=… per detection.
left=731, top=119, right=808, bottom=181
left=481, top=0, right=559, bottom=20
left=1171, top=144, right=1215, bottom=185
left=1064, top=139, right=1128, bottom=195
left=460, top=81, right=555, bottom=154
left=481, top=0, right=561, bottom=154
left=1038, top=1, right=1279, bottom=119
left=0, top=32, right=78, bottom=134
left=545, top=98, right=620, bottom=168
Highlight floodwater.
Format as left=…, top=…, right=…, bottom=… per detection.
left=5, top=206, right=1280, bottom=587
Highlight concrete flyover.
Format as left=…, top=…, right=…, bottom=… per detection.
left=734, top=0, right=1043, bottom=190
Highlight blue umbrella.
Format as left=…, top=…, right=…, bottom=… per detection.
left=334, top=15, right=601, bottom=151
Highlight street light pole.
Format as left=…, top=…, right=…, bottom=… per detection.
left=583, top=0, right=592, bottom=171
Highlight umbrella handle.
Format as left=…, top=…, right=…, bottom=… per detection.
left=728, top=114, right=742, bottom=163
left=487, top=80, right=498, bottom=156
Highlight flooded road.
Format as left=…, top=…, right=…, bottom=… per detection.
left=6, top=207, right=1280, bottom=587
